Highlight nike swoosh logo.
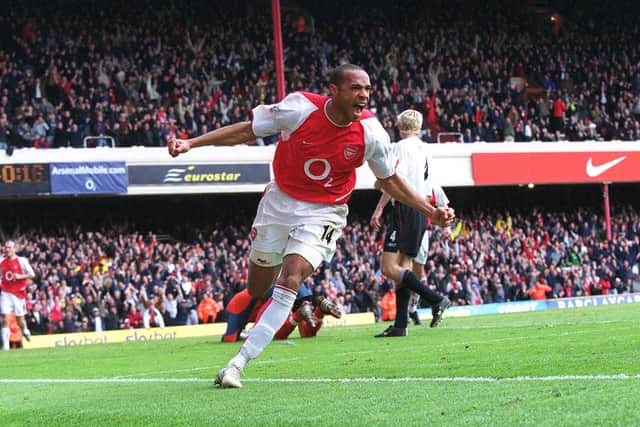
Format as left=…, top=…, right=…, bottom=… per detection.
left=302, top=140, right=311, bottom=145
left=586, top=156, right=627, bottom=177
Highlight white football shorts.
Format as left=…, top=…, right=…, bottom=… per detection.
left=0, top=291, right=27, bottom=317
left=249, top=182, right=348, bottom=270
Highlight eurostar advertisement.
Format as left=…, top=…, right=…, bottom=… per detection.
left=472, top=151, right=640, bottom=185
left=128, top=163, right=270, bottom=185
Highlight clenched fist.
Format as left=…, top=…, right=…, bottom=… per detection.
left=168, top=137, right=191, bottom=157
left=432, top=206, right=455, bottom=228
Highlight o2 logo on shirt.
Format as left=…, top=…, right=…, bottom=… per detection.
left=3, top=271, right=15, bottom=282
left=304, top=158, right=334, bottom=187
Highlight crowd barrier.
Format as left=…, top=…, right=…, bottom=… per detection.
left=21, top=294, right=640, bottom=350
left=21, top=312, right=375, bottom=350
left=417, top=293, right=640, bottom=320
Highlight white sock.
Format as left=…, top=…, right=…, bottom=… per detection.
left=229, top=285, right=297, bottom=369
left=2, top=328, right=10, bottom=350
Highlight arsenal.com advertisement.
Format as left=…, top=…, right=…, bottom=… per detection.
left=50, top=162, right=128, bottom=195
left=472, top=151, right=640, bottom=185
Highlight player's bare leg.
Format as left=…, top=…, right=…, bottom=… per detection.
left=215, top=254, right=313, bottom=388
left=16, top=315, right=31, bottom=342
left=380, top=251, right=413, bottom=283
left=246, top=262, right=281, bottom=299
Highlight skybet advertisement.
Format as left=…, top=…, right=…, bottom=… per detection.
left=472, top=151, right=640, bottom=185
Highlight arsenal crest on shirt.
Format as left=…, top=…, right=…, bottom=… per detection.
left=343, top=146, right=359, bottom=160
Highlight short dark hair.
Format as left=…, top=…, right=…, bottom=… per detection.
left=329, top=64, right=365, bottom=86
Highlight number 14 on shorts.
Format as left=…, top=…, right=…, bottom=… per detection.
left=320, top=225, right=337, bottom=243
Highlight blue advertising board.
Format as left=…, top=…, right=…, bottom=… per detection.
left=547, top=293, right=640, bottom=309
left=50, top=162, right=128, bottom=195
left=127, top=163, right=270, bottom=185
left=418, top=294, right=640, bottom=320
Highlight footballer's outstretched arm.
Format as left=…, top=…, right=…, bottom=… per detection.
left=168, top=121, right=255, bottom=157
left=370, top=188, right=392, bottom=230
left=378, top=173, right=454, bottom=228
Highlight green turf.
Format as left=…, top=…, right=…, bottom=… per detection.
left=1, top=304, right=639, bottom=426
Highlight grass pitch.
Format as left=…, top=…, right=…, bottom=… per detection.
left=1, top=304, right=638, bottom=427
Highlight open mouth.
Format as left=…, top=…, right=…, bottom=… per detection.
left=353, top=103, right=366, bottom=115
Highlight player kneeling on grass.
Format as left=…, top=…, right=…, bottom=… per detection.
left=222, top=285, right=342, bottom=342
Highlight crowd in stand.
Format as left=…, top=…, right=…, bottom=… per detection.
left=2, top=0, right=640, bottom=150
left=5, top=200, right=639, bottom=335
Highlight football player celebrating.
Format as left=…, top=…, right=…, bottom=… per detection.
left=169, top=64, right=454, bottom=388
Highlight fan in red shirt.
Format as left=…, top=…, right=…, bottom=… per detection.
left=551, top=92, right=568, bottom=133
left=126, top=305, right=143, bottom=329
left=169, top=63, right=455, bottom=388
left=1, top=240, right=36, bottom=350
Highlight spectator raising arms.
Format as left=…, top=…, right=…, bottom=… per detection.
left=2, top=0, right=640, bottom=150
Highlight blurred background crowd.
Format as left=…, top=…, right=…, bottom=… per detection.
left=2, top=0, right=640, bottom=150
left=1, top=0, right=639, bottom=336
left=3, top=186, right=639, bottom=335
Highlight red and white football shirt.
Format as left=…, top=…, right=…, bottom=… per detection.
left=252, top=91, right=395, bottom=204
left=0, top=256, right=35, bottom=299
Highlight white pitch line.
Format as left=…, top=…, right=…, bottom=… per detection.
left=112, top=358, right=305, bottom=379
left=113, top=366, right=218, bottom=379
left=1, top=374, right=640, bottom=384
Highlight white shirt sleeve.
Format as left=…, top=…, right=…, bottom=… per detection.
left=251, top=92, right=318, bottom=137
left=156, top=309, right=166, bottom=328
left=19, top=257, right=35, bottom=277
left=361, top=117, right=396, bottom=179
